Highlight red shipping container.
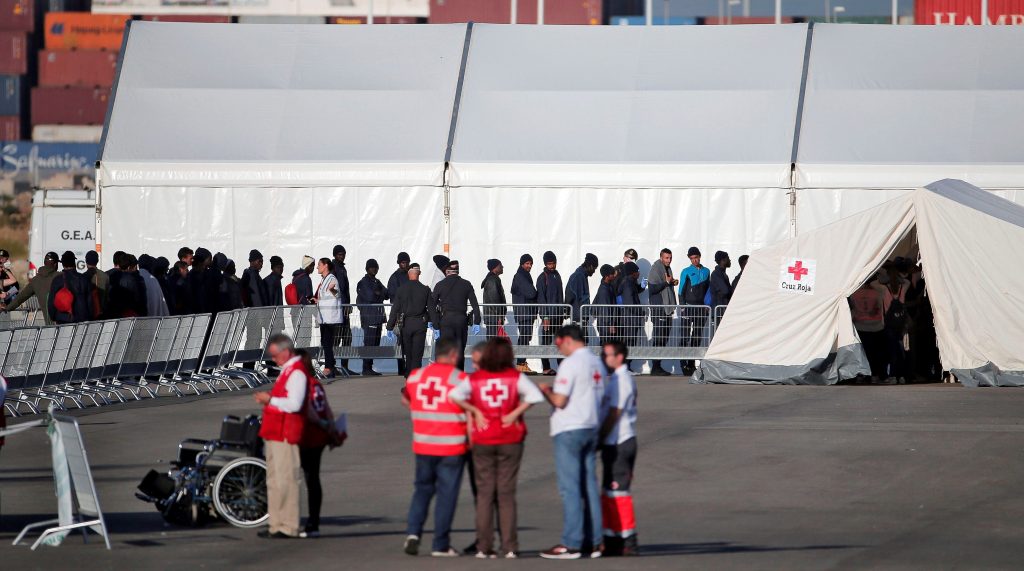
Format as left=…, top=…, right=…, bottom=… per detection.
left=45, top=13, right=129, bottom=51
left=702, top=16, right=794, bottom=25
left=140, top=15, right=232, bottom=23
left=329, top=16, right=424, bottom=24
left=39, top=50, right=118, bottom=87
left=916, top=0, right=1024, bottom=25
left=31, top=87, right=110, bottom=125
left=0, top=0, right=33, bottom=32
left=430, top=0, right=602, bottom=25
left=0, top=30, right=25, bottom=74
left=0, top=114, right=19, bottom=139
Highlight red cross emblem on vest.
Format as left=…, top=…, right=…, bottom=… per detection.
left=416, top=376, right=446, bottom=410
left=480, top=378, right=510, bottom=408
left=788, top=260, right=809, bottom=281
left=593, top=371, right=602, bottom=384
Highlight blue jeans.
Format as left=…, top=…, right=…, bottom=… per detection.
left=553, top=428, right=602, bottom=549
left=406, top=454, right=466, bottom=552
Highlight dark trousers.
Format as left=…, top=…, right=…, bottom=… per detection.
left=320, top=324, right=337, bottom=372
left=362, top=323, right=382, bottom=372
left=401, top=321, right=427, bottom=377
left=886, top=328, right=907, bottom=379
left=859, top=329, right=887, bottom=378
left=300, top=445, right=325, bottom=531
left=680, top=313, right=707, bottom=371
left=407, top=454, right=466, bottom=553
left=439, top=317, right=468, bottom=371
left=651, top=314, right=673, bottom=371
left=337, top=321, right=352, bottom=369
left=540, top=317, right=559, bottom=371
left=514, top=314, right=536, bottom=365
left=472, top=443, right=524, bottom=555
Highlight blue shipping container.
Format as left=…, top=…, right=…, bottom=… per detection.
left=610, top=15, right=698, bottom=25
left=0, top=74, right=22, bottom=116
left=0, top=141, right=99, bottom=191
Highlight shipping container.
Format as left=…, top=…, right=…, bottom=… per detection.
left=0, top=30, right=26, bottom=74
left=31, top=87, right=110, bottom=125
left=701, top=16, right=795, bottom=25
left=44, top=12, right=129, bottom=50
left=429, top=0, right=602, bottom=25
left=139, top=15, right=232, bottom=23
left=39, top=49, right=118, bottom=87
left=916, top=0, right=1024, bottom=24
left=0, top=74, right=24, bottom=115
left=236, top=15, right=325, bottom=24
left=0, top=0, right=34, bottom=32
left=0, top=115, right=18, bottom=139
left=328, top=16, right=424, bottom=24
left=610, top=15, right=696, bottom=25
left=0, top=142, right=98, bottom=194
left=32, top=124, right=103, bottom=143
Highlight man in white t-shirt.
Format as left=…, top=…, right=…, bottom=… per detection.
left=538, top=325, right=605, bottom=560
left=599, top=340, right=639, bottom=557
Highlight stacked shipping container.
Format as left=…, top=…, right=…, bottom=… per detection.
left=0, top=0, right=33, bottom=139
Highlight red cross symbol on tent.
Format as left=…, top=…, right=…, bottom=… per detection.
left=788, top=260, right=810, bottom=281
left=416, top=377, right=445, bottom=410
left=481, top=379, right=510, bottom=408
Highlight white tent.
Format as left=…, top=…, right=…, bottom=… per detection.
left=698, top=179, right=1024, bottom=388
left=99, top=21, right=468, bottom=271
left=447, top=23, right=808, bottom=285
left=795, top=24, right=1024, bottom=233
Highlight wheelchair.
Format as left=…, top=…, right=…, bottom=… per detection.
left=136, top=414, right=268, bottom=528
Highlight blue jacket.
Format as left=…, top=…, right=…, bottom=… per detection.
left=564, top=266, right=591, bottom=320
left=535, top=269, right=564, bottom=318
left=679, top=265, right=710, bottom=305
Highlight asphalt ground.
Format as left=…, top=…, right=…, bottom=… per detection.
left=2, top=376, right=1024, bottom=570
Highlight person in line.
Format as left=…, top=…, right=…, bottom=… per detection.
left=678, top=247, right=710, bottom=376
left=400, top=338, right=469, bottom=558
left=647, top=248, right=678, bottom=376
left=111, top=254, right=148, bottom=318
left=0, top=248, right=18, bottom=304
left=480, top=259, right=506, bottom=339
left=84, top=250, right=109, bottom=317
left=265, top=256, right=285, bottom=307
left=510, top=254, right=538, bottom=374
left=880, top=265, right=910, bottom=384
left=450, top=337, right=545, bottom=559
left=613, top=249, right=639, bottom=296
left=315, top=258, right=344, bottom=378
left=241, top=249, right=269, bottom=308
left=48, top=251, right=96, bottom=324
left=168, top=261, right=191, bottom=315
left=177, top=246, right=194, bottom=269
left=615, top=262, right=645, bottom=368
left=152, top=257, right=173, bottom=314
left=331, top=245, right=354, bottom=375
left=593, top=264, right=619, bottom=345
left=430, top=254, right=450, bottom=290
left=356, top=259, right=388, bottom=376
left=106, top=251, right=125, bottom=280
left=222, top=258, right=244, bottom=311
left=565, top=253, right=598, bottom=325
left=3, top=251, right=59, bottom=324
left=535, top=251, right=564, bottom=376
left=296, top=347, right=344, bottom=539
left=429, top=260, right=481, bottom=371
left=538, top=325, right=605, bottom=560
left=709, top=251, right=733, bottom=308
left=850, top=276, right=887, bottom=382
left=387, top=264, right=432, bottom=377
left=731, top=254, right=748, bottom=293
left=253, top=333, right=308, bottom=539
left=599, top=341, right=640, bottom=556
left=138, top=254, right=169, bottom=317
left=387, top=252, right=412, bottom=375
left=291, top=256, right=315, bottom=305
left=189, top=248, right=223, bottom=316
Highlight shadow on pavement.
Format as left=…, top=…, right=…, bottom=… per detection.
left=638, top=542, right=861, bottom=557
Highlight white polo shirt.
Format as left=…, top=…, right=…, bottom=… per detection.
left=602, top=364, right=637, bottom=446
left=550, top=346, right=605, bottom=437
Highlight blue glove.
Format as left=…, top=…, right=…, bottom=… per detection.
left=386, top=330, right=396, bottom=342
left=433, top=328, right=441, bottom=341
left=472, top=324, right=481, bottom=335
left=640, top=277, right=649, bottom=289
left=427, top=322, right=433, bottom=330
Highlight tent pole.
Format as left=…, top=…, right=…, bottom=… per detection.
left=981, top=0, right=988, bottom=25
left=95, top=165, right=103, bottom=269
left=537, top=0, right=544, bottom=24
left=892, top=0, right=898, bottom=24
left=645, top=0, right=652, bottom=25
left=367, top=0, right=374, bottom=24
left=775, top=0, right=782, bottom=23
left=511, top=0, right=517, bottom=24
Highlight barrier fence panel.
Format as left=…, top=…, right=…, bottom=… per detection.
left=114, top=317, right=160, bottom=399
left=176, top=314, right=218, bottom=395
left=452, top=304, right=573, bottom=372
left=579, top=304, right=713, bottom=366
left=143, top=317, right=186, bottom=397
left=330, top=304, right=400, bottom=374
left=712, top=305, right=728, bottom=340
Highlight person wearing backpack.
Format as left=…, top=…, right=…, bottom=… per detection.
left=880, top=266, right=911, bottom=384
left=47, top=251, right=96, bottom=324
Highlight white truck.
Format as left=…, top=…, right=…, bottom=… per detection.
left=28, top=189, right=96, bottom=274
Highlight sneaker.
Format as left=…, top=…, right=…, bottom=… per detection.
left=431, top=548, right=461, bottom=558
left=475, top=551, right=498, bottom=559
left=516, top=363, right=537, bottom=375
left=542, top=369, right=557, bottom=376
left=299, top=529, right=320, bottom=539
left=540, top=545, right=582, bottom=560
left=504, top=552, right=519, bottom=559
left=364, top=369, right=382, bottom=377
left=404, top=535, right=420, bottom=556
left=590, top=544, right=605, bottom=559
left=257, top=530, right=292, bottom=539
left=650, top=367, right=671, bottom=377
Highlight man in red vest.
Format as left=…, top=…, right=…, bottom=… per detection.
left=400, top=338, right=469, bottom=557
left=254, top=333, right=308, bottom=539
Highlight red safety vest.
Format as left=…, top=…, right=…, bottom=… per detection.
left=467, top=368, right=526, bottom=446
left=407, top=363, right=468, bottom=456
left=259, top=358, right=308, bottom=445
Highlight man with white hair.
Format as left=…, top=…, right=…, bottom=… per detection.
left=388, top=263, right=434, bottom=377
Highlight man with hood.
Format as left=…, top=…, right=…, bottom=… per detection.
left=152, top=257, right=173, bottom=312
left=331, top=245, right=354, bottom=375
left=510, top=254, right=538, bottom=374
left=356, top=258, right=388, bottom=376
left=387, top=252, right=412, bottom=375
left=430, top=254, right=450, bottom=289
left=480, top=258, right=506, bottom=339
left=222, top=257, right=244, bottom=311
left=536, top=251, right=564, bottom=375
left=110, top=254, right=148, bottom=318
left=169, top=261, right=191, bottom=315
left=565, top=253, right=598, bottom=326
left=616, top=261, right=645, bottom=364
left=190, top=248, right=224, bottom=315
left=138, top=254, right=169, bottom=317
left=5, top=251, right=60, bottom=324
left=429, top=260, right=481, bottom=371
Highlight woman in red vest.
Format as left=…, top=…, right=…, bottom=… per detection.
left=450, top=337, right=545, bottom=559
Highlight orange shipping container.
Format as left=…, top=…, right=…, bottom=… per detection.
left=44, top=12, right=129, bottom=51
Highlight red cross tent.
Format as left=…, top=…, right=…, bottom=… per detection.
left=697, top=179, right=1024, bottom=387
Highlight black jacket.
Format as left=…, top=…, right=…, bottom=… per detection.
left=110, top=270, right=148, bottom=318
left=564, top=266, right=591, bottom=320
left=223, top=275, right=244, bottom=310
left=189, top=267, right=224, bottom=315
left=593, top=280, right=619, bottom=329
left=616, top=275, right=644, bottom=319
left=291, top=269, right=314, bottom=305
left=356, top=274, right=388, bottom=326
left=388, top=280, right=432, bottom=330
left=48, top=269, right=96, bottom=324
left=169, top=273, right=191, bottom=315
left=331, top=262, right=351, bottom=305
left=386, top=268, right=408, bottom=302
left=510, top=267, right=538, bottom=321
left=240, top=267, right=269, bottom=307
left=481, top=272, right=506, bottom=319
left=710, top=266, right=733, bottom=307
left=429, top=275, right=481, bottom=325
left=535, top=269, right=564, bottom=319
left=264, top=272, right=284, bottom=306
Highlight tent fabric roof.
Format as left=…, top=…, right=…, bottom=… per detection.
left=100, top=22, right=468, bottom=187
left=447, top=23, right=809, bottom=189
left=795, top=25, right=1024, bottom=190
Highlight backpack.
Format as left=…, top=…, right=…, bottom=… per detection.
left=284, top=282, right=299, bottom=305
left=54, top=282, right=75, bottom=314
left=885, top=286, right=909, bottom=333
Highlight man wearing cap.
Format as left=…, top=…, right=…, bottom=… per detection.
left=189, top=247, right=224, bottom=315
left=388, top=263, right=432, bottom=377
left=242, top=249, right=269, bottom=309
left=616, top=261, right=645, bottom=364
left=647, top=248, right=679, bottom=376
left=291, top=256, right=316, bottom=306
left=264, top=256, right=285, bottom=307
left=429, top=260, right=481, bottom=371
left=47, top=251, right=96, bottom=324
left=331, top=245, right=354, bottom=375
left=535, top=251, right=565, bottom=375
left=4, top=251, right=59, bottom=324
left=614, top=249, right=639, bottom=296
left=709, top=251, right=733, bottom=309
left=481, top=259, right=506, bottom=340
left=83, top=250, right=109, bottom=317
left=510, top=254, right=538, bottom=374
left=388, top=253, right=412, bottom=374
left=0, top=248, right=18, bottom=304
left=357, top=259, right=388, bottom=376
left=593, top=264, right=620, bottom=345
left=678, top=247, right=711, bottom=376
left=566, top=254, right=598, bottom=325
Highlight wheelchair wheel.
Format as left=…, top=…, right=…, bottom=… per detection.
left=212, top=457, right=269, bottom=528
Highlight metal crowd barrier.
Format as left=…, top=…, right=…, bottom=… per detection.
left=0, top=297, right=42, bottom=329
left=458, top=303, right=574, bottom=362
left=578, top=304, right=713, bottom=361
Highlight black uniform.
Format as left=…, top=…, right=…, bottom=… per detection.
left=356, top=273, right=388, bottom=374
left=429, top=274, right=481, bottom=371
left=388, top=280, right=432, bottom=377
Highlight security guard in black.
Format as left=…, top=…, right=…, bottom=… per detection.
left=428, top=260, right=481, bottom=371
left=387, top=264, right=432, bottom=377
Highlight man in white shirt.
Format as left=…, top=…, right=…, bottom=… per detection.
left=538, top=325, right=605, bottom=560
left=599, top=340, right=639, bottom=556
